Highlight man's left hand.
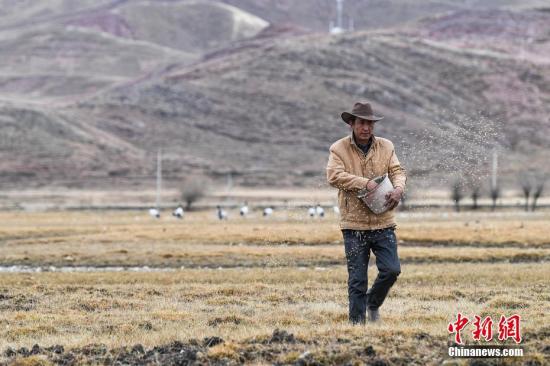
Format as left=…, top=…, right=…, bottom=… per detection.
left=384, top=187, right=403, bottom=210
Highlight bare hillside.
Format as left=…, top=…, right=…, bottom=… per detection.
left=0, top=25, right=193, bottom=104
left=220, top=0, right=550, bottom=31
left=0, top=2, right=548, bottom=190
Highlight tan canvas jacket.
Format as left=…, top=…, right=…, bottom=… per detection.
left=326, top=134, right=407, bottom=230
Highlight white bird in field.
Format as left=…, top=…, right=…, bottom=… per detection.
left=240, top=202, right=249, bottom=217
left=263, top=207, right=273, bottom=217
left=308, top=207, right=316, bottom=218
left=217, top=205, right=228, bottom=220
left=333, top=205, right=340, bottom=214
left=316, top=204, right=325, bottom=218
left=148, top=208, right=160, bottom=219
left=172, top=206, right=184, bottom=219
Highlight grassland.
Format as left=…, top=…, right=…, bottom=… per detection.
left=0, top=209, right=549, bottom=365
left=0, top=264, right=547, bottom=365
left=0, top=210, right=549, bottom=268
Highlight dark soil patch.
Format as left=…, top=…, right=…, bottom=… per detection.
left=0, top=328, right=460, bottom=365
left=0, top=293, right=37, bottom=312
left=3, top=340, right=200, bottom=366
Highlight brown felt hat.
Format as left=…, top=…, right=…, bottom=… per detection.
left=341, top=102, right=384, bottom=124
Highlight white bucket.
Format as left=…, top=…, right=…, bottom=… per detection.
left=357, top=174, right=394, bottom=214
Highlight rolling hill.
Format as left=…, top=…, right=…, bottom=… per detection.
left=0, top=1, right=549, bottom=191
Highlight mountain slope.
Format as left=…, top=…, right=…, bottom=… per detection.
left=0, top=25, right=193, bottom=104
left=30, top=8, right=545, bottom=188
left=220, top=0, right=550, bottom=32
left=108, top=0, right=269, bottom=52
left=0, top=5, right=549, bottom=189
left=0, top=0, right=270, bottom=104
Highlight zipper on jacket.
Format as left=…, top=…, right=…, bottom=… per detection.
left=344, top=195, right=348, bottom=214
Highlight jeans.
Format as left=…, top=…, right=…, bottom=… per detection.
left=342, top=227, right=401, bottom=324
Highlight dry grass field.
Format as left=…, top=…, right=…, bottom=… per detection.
left=0, top=209, right=549, bottom=365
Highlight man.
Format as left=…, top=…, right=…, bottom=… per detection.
left=326, top=101, right=407, bottom=324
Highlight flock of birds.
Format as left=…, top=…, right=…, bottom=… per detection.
left=148, top=202, right=339, bottom=220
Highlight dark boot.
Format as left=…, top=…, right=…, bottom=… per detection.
left=367, top=307, right=380, bottom=322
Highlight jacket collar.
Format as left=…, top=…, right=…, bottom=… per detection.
left=349, top=132, right=377, bottom=160
left=350, top=132, right=376, bottom=148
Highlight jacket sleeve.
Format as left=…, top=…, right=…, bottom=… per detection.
left=387, top=144, right=407, bottom=192
left=326, top=146, right=370, bottom=192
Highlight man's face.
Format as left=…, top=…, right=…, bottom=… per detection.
left=351, top=117, right=375, bottom=143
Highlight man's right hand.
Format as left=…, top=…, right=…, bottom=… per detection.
left=366, top=179, right=378, bottom=191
